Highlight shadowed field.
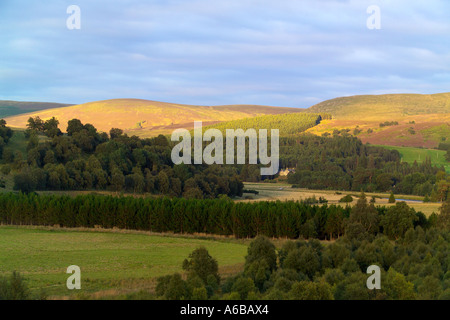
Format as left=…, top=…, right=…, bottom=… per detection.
left=0, top=226, right=248, bottom=298
left=0, top=100, right=73, bottom=118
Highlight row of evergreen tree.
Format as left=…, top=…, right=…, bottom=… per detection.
left=1, top=192, right=447, bottom=240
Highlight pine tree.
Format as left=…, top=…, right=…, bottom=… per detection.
left=388, top=192, right=396, bottom=203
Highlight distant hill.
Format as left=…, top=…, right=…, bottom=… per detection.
left=307, top=93, right=450, bottom=120
left=4, top=93, right=449, bottom=148
left=4, top=99, right=304, bottom=137
left=0, top=100, right=74, bottom=118
left=306, top=93, right=450, bottom=148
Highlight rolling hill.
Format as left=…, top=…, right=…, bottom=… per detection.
left=307, top=93, right=450, bottom=119
left=306, top=93, right=450, bottom=148
left=3, top=93, right=449, bottom=147
left=0, top=100, right=74, bottom=118
left=3, top=99, right=304, bottom=137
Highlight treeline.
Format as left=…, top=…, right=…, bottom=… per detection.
left=438, top=142, right=450, bottom=161
left=379, top=121, right=399, bottom=127
left=282, top=134, right=448, bottom=199
left=201, top=112, right=329, bottom=136
left=156, top=228, right=450, bottom=300
left=4, top=118, right=244, bottom=198
left=0, top=119, right=13, bottom=159
left=1, top=192, right=447, bottom=240
left=26, top=116, right=62, bottom=137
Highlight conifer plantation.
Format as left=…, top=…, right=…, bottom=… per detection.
left=0, top=192, right=444, bottom=240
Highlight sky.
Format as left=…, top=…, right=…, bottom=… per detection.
left=1, top=0, right=450, bottom=108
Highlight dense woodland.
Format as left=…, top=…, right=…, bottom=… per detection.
left=281, top=134, right=449, bottom=200
left=2, top=118, right=244, bottom=198
left=0, top=116, right=448, bottom=200
left=155, top=198, right=450, bottom=300
left=155, top=225, right=450, bottom=300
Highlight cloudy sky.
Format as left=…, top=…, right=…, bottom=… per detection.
left=1, top=0, right=449, bottom=107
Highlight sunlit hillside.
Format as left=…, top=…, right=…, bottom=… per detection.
left=306, top=93, right=450, bottom=148
left=4, top=99, right=304, bottom=137
left=307, top=93, right=450, bottom=119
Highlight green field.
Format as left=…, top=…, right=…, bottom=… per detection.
left=0, top=227, right=248, bottom=298
left=377, top=145, right=449, bottom=173
left=6, top=129, right=27, bottom=157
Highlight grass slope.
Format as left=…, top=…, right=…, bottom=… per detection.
left=307, top=93, right=450, bottom=119
left=0, top=226, right=247, bottom=298
left=306, top=93, right=450, bottom=148
left=5, top=129, right=27, bottom=158
left=0, top=101, right=73, bottom=118
left=377, top=145, right=450, bottom=173
left=4, top=99, right=304, bottom=138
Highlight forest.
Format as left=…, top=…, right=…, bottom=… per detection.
left=153, top=197, right=449, bottom=300
left=155, top=225, right=450, bottom=300
left=2, top=117, right=244, bottom=198
left=0, top=116, right=448, bottom=200
left=281, top=134, right=449, bottom=200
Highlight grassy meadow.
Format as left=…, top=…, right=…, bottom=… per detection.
left=377, top=145, right=449, bottom=173
left=0, top=226, right=248, bottom=299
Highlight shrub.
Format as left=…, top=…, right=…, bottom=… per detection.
left=388, top=193, right=396, bottom=203
left=339, top=195, right=353, bottom=203
left=0, top=272, right=30, bottom=300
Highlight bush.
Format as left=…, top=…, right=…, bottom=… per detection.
left=389, top=193, right=396, bottom=203
left=339, top=195, right=353, bottom=203
left=0, top=272, right=30, bottom=300
left=242, top=189, right=259, bottom=195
